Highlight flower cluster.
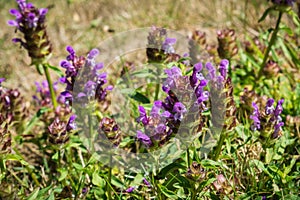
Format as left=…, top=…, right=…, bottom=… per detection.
left=8, top=0, right=52, bottom=64
left=146, top=26, right=177, bottom=62
left=59, top=46, right=113, bottom=105
left=250, top=98, right=284, bottom=139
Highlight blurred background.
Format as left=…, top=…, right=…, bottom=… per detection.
left=0, top=0, right=293, bottom=97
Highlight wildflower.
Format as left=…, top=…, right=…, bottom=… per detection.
left=48, top=114, right=76, bottom=144
left=250, top=98, right=285, bottom=141
left=143, top=178, right=151, bottom=187
left=98, top=117, right=121, bottom=147
left=33, top=80, right=58, bottom=107
left=125, top=186, right=135, bottom=193
left=136, top=130, right=152, bottom=147
left=8, top=0, right=52, bottom=64
left=162, top=38, right=176, bottom=54
left=59, top=46, right=113, bottom=106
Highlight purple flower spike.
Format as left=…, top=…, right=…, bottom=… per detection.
left=137, top=130, right=152, bottom=147
left=250, top=102, right=261, bottom=131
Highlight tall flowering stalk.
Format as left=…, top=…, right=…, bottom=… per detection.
left=59, top=46, right=113, bottom=107
left=8, top=0, right=57, bottom=109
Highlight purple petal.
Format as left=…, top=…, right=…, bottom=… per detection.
left=137, top=130, right=152, bottom=146
left=7, top=20, right=18, bottom=27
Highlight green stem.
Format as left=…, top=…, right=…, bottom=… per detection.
left=186, top=148, right=191, bottom=168
left=258, top=11, right=283, bottom=79
left=43, top=64, right=58, bottom=109
left=107, top=156, right=112, bottom=200
left=213, top=131, right=227, bottom=161
left=154, top=83, right=160, bottom=100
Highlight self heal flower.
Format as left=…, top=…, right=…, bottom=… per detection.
left=137, top=106, right=149, bottom=125
left=162, top=38, right=176, bottom=54
left=173, top=102, right=187, bottom=121
left=143, top=178, right=151, bottom=187
left=250, top=102, right=261, bottom=131
left=265, top=98, right=275, bottom=115
left=136, top=130, right=152, bottom=147
left=8, top=0, right=52, bottom=64
left=125, top=186, right=135, bottom=193
left=250, top=98, right=285, bottom=143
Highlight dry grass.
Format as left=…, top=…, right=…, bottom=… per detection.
left=0, top=0, right=285, bottom=97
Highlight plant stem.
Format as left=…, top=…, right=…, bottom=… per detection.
left=43, top=64, right=58, bottom=109
left=107, top=155, right=112, bottom=200
left=186, top=148, right=191, bottom=168
left=258, top=11, right=283, bottom=78
left=213, top=131, right=227, bottom=161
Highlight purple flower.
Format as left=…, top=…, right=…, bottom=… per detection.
left=58, top=91, right=73, bottom=104
left=173, top=102, right=187, bottom=121
left=151, top=100, right=163, bottom=116
left=162, top=37, right=176, bottom=54
left=205, top=62, right=216, bottom=80
left=250, top=102, right=261, bottom=131
left=137, top=130, right=152, bottom=147
left=67, top=114, right=77, bottom=131
left=137, top=106, right=148, bottom=125
left=143, top=178, right=151, bottom=187
left=273, top=121, right=284, bottom=138
left=125, top=186, right=135, bottom=193
left=219, top=59, right=229, bottom=79
left=265, top=98, right=275, bottom=115
left=274, top=99, right=284, bottom=117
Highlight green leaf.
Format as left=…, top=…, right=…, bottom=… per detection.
left=159, top=185, right=178, bottom=199
left=111, top=175, right=125, bottom=188
left=72, top=163, right=84, bottom=170
left=258, top=6, right=275, bottom=23
left=45, top=193, right=55, bottom=200
left=92, top=172, right=105, bottom=187
left=47, top=64, right=64, bottom=77
left=157, top=162, right=186, bottom=179
left=58, top=169, right=68, bottom=182
left=24, top=107, right=51, bottom=134
left=200, top=159, right=221, bottom=169
left=35, top=64, right=44, bottom=75
left=129, top=91, right=150, bottom=103
left=26, top=188, right=40, bottom=200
